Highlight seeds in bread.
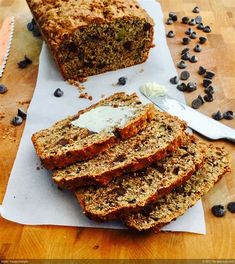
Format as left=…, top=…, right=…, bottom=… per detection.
left=53, top=112, right=187, bottom=189
left=31, top=93, right=156, bottom=170
left=75, top=135, right=205, bottom=221
left=122, top=146, right=231, bottom=232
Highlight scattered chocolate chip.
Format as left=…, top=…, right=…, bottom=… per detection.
left=211, top=205, right=226, bottom=217
left=198, top=94, right=204, bottom=104
left=32, top=27, right=41, bottom=37
left=182, top=16, right=190, bottom=24
left=182, top=37, right=191, bottom=45
left=177, top=83, right=187, bottom=92
left=204, top=93, right=214, bottom=102
left=185, top=28, right=193, bottom=35
left=203, top=79, right=212, bottom=88
left=170, top=76, right=179, bottom=85
left=24, top=55, right=32, bottom=65
left=227, top=202, right=235, bottom=213
left=17, top=108, right=27, bottom=119
left=188, top=19, right=196, bottom=25
left=212, top=111, right=223, bottom=121
left=192, top=6, right=200, bottom=13
left=27, top=22, right=34, bottom=31
left=205, top=85, right=215, bottom=94
left=180, top=71, right=190, bottom=80
left=169, top=12, right=178, bottom=21
left=199, top=36, right=207, bottom=44
left=195, top=16, right=202, bottom=24
left=177, top=60, right=187, bottom=69
left=197, top=23, right=204, bottom=30
left=190, top=32, right=197, bottom=39
left=223, top=111, right=234, bottom=120
left=190, top=55, right=198, bottom=63
left=31, top=18, right=36, bottom=25
left=167, top=30, right=175, bottom=38
left=198, top=66, right=207, bottom=75
left=203, top=26, right=212, bottom=33
left=186, top=82, right=197, bottom=92
left=166, top=18, right=174, bottom=25
left=181, top=48, right=190, bottom=55
left=205, top=71, right=215, bottom=79
left=11, top=116, right=23, bottom=126
left=117, top=77, right=127, bottom=85
left=194, top=44, right=202, bottom=52
left=54, top=88, right=64, bottom=97
left=0, top=84, right=8, bottom=94
left=181, top=52, right=190, bottom=60
left=192, top=97, right=203, bottom=109
left=18, top=55, right=32, bottom=69
left=58, top=138, right=69, bottom=146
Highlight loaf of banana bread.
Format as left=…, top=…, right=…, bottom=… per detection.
left=32, top=93, right=156, bottom=170
left=53, top=111, right=187, bottom=189
left=26, top=0, right=154, bottom=80
left=122, top=146, right=231, bottom=232
left=75, top=135, right=205, bottom=221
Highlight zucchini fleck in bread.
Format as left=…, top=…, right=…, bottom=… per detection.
left=122, top=146, right=231, bottom=232
left=26, top=0, right=154, bottom=80
left=53, top=112, right=187, bottom=188
left=32, top=93, right=156, bottom=170
left=75, top=135, right=205, bottom=221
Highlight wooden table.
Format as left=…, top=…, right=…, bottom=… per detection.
left=0, top=0, right=234, bottom=260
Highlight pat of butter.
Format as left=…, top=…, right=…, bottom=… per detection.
left=71, top=106, right=136, bottom=133
left=140, top=82, right=167, bottom=98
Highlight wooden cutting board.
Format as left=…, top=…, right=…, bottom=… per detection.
left=0, top=0, right=234, bottom=259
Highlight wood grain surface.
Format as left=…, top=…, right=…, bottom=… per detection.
left=0, top=0, right=235, bottom=260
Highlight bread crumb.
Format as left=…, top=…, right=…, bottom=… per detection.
left=101, top=94, right=105, bottom=98
left=79, top=92, right=93, bottom=101
left=67, top=79, right=86, bottom=91
left=18, top=100, right=31, bottom=105
left=139, top=68, right=144, bottom=73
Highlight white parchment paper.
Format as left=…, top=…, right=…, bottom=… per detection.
left=1, top=0, right=206, bottom=234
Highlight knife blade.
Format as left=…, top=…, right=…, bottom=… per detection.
left=143, top=94, right=235, bottom=143
left=0, top=16, right=15, bottom=78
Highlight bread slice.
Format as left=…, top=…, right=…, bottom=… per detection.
left=75, top=135, right=205, bottom=221
left=122, top=145, right=231, bottom=232
left=53, top=111, right=187, bottom=189
left=32, top=93, right=156, bottom=170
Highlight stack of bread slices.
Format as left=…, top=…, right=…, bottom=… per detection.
left=32, top=92, right=231, bottom=232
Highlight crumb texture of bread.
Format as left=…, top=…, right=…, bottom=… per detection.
left=26, top=0, right=154, bottom=80
left=52, top=110, right=187, bottom=189
left=31, top=93, right=156, bottom=170
left=75, top=135, right=205, bottom=221
left=122, top=146, right=231, bottom=232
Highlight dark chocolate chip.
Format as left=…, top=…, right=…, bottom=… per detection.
left=186, top=82, right=197, bottom=92
left=27, top=22, right=34, bottom=31
left=182, top=37, right=191, bottom=45
left=18, top=60, right=28, bottom=69
left=198, top=66, right=207, bottom=75
left=173, top=166, right=180, bottom=175
left=177, top=60, right=187, bottom=69
left=192, top=6, right=200, bottom=13
left=143, top=22, right=151, bottom=31
left=166, top=18, right=174, bottom=25
left=185, top=28, right=193, bottom=35
left=223, top=111, right=234, bottom=120
left=205, top=71, right=215, bottom=79
left=180, top=71, right=190, bottom=80
left=182, top=16, right=190, bottom=24
left=31, top=18, right=36, bottom=25
left=205, top=85, right=215, bottom=95
left=32, top=27, right=41, bottom=37
left=24, top=55, right=32, bottom=65
left=188, top=19, right=196, bottom=25
left=170, top=76, right=179, bottom=85
left=54, top=88, right=64, bottom=97
left=174, top=185, right=185, bottom=194
left=123, top=41, right=132, bottom=51
left=190, top=32, right=197, bottom=39
left=167, top=30, right=175, bottom=38
left=199, top=36, right=207, bottom=44
left=203, top=26, right=212, bottom=33
left=190, top=55, right=198, bottom=63
left=177, top=83, right=187, bottom=92
left=11, top=116, right=23, bottom=126
left=197, top=95, right=204, bottom=104
left=194, top=44, right=202, bottom=52
left=203, top=79, right=212, bottom=88
left=195, top=16, right=202, bottom=24
left=204, top=93, right=214, bottom=102
left=17, top=108, right=27, bottom=120
left=192, top=98, right=203, bottom=109
left=0, top=84, right=8, bottom=94
left=181, top=48, right=190, bottom=55
left=227, top=202, right=235, bottom=213
left=117, top=77, right=127, bottom=85
left=197, top=23, right=204, bottom=30
left=212, top=111, right=223, bottom=121
left=169, top=12, right=178, bottom=21
left=211, top=205, right=226, bottom=217
left=181, top=52, right=190, bottom=60
left=58, top=138, right=69, bottom=146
